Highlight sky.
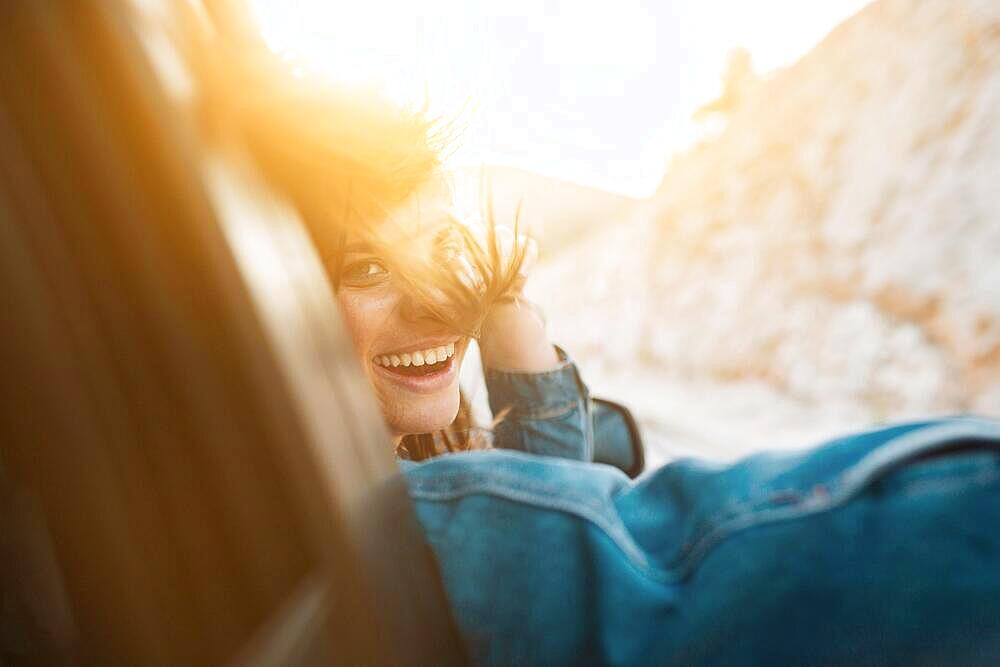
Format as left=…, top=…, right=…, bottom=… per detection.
left=249, top=0, right=873, bottom=197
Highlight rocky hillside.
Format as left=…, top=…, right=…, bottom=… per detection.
left=530, top=0, right=1000, bottom=463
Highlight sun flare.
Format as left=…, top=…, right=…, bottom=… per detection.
left=248, top=0, right=872, bottom=197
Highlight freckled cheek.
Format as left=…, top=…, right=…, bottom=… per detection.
left=336, top=291, right=400, bottom=363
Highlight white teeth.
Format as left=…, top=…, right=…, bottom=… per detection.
left=375, top=342, right=458, bottom=368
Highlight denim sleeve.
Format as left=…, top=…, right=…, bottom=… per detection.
left=406, top=416, right=1000, bottom=666
left=483, top=346, right=594, bottom=461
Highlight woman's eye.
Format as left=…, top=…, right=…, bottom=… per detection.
left=341, top=259, right=390, bottom=286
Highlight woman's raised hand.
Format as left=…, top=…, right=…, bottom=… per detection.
left=476, top=226, right=561, bottom=372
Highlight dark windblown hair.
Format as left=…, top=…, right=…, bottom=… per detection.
left=182, top=1, right=526, bottom=458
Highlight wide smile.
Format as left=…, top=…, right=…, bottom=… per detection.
left=372, top=341, right=456, bottom=370
left=371, top=340, right=461, bottom=393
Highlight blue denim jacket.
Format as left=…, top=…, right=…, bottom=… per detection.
left=482, top=349, right=640, bottom=474
left=404, top=357, right=1000, bottom=665
left=481, top=348, right=594, bottom=461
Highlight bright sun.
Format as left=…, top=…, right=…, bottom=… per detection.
left=248, top=0, right=872, bottom=197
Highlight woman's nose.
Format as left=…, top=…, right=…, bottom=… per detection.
left=396, top=286, right=446, bottom=324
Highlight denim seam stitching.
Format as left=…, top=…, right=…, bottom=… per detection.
left=670, top=422, right=1000, bottom=580
left=895, top=467, right=999, bottom=498
left=413, top=420, right=1000, bottom=587
left=509, top=400, right=579, bottom=421
left=412, top=485, right=670, bottom=583
left=409, top=463, right=661, bottom=578
left=669, top=466, right=1000, bottom=581
left=484, top=361, right=574, bottom=379
left=515, top=420, right=588, bottom=459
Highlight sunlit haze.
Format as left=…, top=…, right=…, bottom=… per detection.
left=249, top=1, right=872, bottom=197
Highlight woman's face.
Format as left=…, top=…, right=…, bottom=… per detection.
left=334, top=193, right=469, bottom=438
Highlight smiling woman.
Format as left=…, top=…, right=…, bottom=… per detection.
left=182, top=4, right=540, bottom=459
left=9, top=3, right=998, bottom=665
left=334, top=230, right=472, bottom=443
left=324, top=185, right=554, bottom=458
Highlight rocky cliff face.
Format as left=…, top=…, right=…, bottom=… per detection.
left=531, top=0, right=1000, bottom=462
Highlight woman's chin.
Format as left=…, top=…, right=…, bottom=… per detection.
left=371, top=344, right=466, bottom=436
left=380, top=387, right=460, bottom=437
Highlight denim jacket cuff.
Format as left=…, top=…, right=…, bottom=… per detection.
left=484, top=346, right=587, bottom=420
left=483, top=346, right=593, bottom=460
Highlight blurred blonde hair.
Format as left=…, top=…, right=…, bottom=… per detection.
left=181, top=1, right=524, bottom=458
